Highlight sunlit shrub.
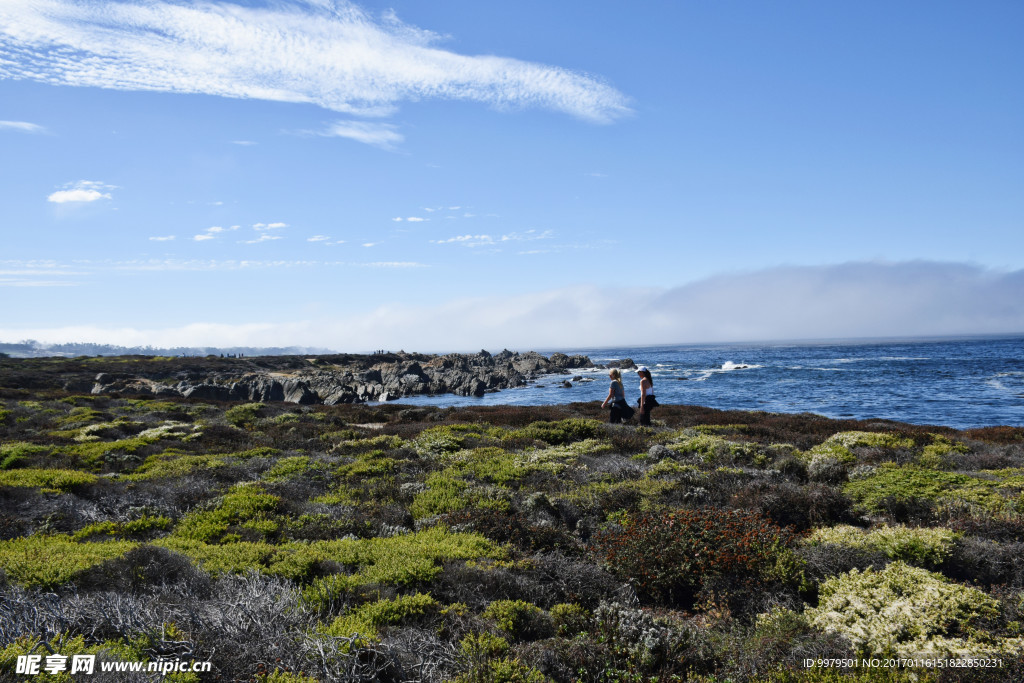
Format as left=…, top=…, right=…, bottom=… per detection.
left=805, top=524, right=960, bottom=567
left=321, top=592, right=438, bottom=640
left=550, top=603, right=590, bottom=636
left=509, top=419, right=605, bottom=446
left=453, top=657, right=550, bottom=683
left=0, top=467, right=97, bottom=492
left=844, top=464, right=1008, bottom=515
left=482, top=599, right=552, bottom=641
left=0, top=535, right=136, bottom=589
left=174, top=482, right=283, bottom=543
left=806, top=562, right=1023, bottom=657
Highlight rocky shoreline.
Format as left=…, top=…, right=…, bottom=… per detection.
left=1, top=350, right=603, bottom=404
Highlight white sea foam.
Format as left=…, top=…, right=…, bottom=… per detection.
left=721, top=361, right=762, bottom=371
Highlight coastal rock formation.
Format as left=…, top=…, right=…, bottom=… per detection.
left=55, top=350, right=594, bottom=405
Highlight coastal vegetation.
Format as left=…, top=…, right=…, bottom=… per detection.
left=2, top=358, right=1024, bottom=681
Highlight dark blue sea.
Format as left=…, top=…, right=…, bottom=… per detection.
left=395, top=336, right=1024, bottom=429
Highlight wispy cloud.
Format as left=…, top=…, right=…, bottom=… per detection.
left=254, top=222, right=287, bottom=230
left=243, top=234, right=283, bottom=244
left=0, top=264, right=85, bottom=287
left=0, top=0, right=630, bottom=126
left=47, top=180, right=114, bottom=204
left=318, top=120, right=403, bottom=149
left=0, top=120, right=46, bottom=133
left=431, top=229, right=553, bottom=248
left=149, top=235, right=175, bottom=242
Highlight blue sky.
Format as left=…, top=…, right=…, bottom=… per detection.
left=2, top=0, right=1022, bottom=351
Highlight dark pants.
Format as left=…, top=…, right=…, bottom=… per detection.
left=609, top=406, right=625, bottom=423
left=639, top=397, right=656, bottom=426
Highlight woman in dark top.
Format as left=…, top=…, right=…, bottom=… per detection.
left=601, top=368, right=628, bottom=423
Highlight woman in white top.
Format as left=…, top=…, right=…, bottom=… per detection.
left=637, top=366, right=656, bottom=426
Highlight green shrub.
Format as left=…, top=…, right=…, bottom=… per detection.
left=550, top=603, right=590, bottom=636
left=72, top=515, right=173, bottom=541
left=460, top=631, right=510, bottom=659
left=667, top=431, right=756, bottom=464
left=0, top=441, right=51, bottom=465
left=0, top=468, right=98, bottom=492
left=482, top=599, right=552, bottom=641
left=0, top=535, right=136, bottom=589
left=594, top=507, right=802, bottom=607
left=510, top=418, right=604, bottom=446
left=321, top=592, right=438, bottom=640
left=224, top=402, right=264, bottom=428
left=158, top=526, right=505, bottom=585
left=844, top=464, right=1007, bottom=513
left=806, top=562, right=1023, bottom=657
left=173, top=483, right=283, bottom=543
left=453, top=657, right=550, bottom=683
left=805, top=524, right=960, bottom=567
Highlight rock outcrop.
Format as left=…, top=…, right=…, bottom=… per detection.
left=78, top=350, right=594, bottom=404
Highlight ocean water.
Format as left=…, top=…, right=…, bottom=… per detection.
left=395, top=336, right=1024, bottom=429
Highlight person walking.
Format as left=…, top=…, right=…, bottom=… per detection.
left=637, top=366, right=658, bottom=426
left=601, top=368, right=630, bottom=423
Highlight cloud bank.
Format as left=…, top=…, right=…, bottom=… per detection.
left=0, top=0, right=630, bottom=124
left=3, top=262, right=1022, bottom=351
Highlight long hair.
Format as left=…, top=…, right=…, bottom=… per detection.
left=639, top=368, right=653, bottom=387
left=609, top=368, right=623, bottom=387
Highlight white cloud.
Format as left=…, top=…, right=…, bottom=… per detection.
left=0, top=120, right=46, bottom=133
left=206, top=226, right=225, bottom=233
left=253, top=222, right=288, bottom=231
left=149, top=235, right=175, bottom=241
left=432, top=234, right=493, bottom=246
left=47, top=180, right=115, bottom=204
left=230, top=140, right=256, bottom=146
left=308, top=235, right=331, bottom=242
left=406, top=216, right=426, bottom=222
left=243, top=234, right=283, bottom=244
left=193, top=234, right=215, bottom=241
left=319, top=120, right=403, bottom=149
left=47, top=189, right=109, bottom=203
left=0, top=0, right=630, bottom=124
left=432, top=229, right=552, bottom=248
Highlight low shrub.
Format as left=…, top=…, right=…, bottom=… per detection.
left=321, top=592, right=438, bottom=640
left=0, top=535, right=136, bottom=589
left=805, top=524, right=961, bottom=568
left=224, top=402, right=264, bottom=428
left=806, top=562, right=1022, bottom=657
left=0, top=468, right=98, bottom=492
left=481, top=599, right=552, bottom=641
left=844, top=465, right=1008, bottom=516
left=510, top=419, right=605, bottom=446
left=594, top=507, right=803, bottom=608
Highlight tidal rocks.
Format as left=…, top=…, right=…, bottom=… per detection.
left=76, top=350, right=595, bottom=405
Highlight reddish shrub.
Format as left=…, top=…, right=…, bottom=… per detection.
left=593, top=507, right=799, bottom=608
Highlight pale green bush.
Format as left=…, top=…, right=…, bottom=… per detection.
left=806, top=562, right=1023, bottom=658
